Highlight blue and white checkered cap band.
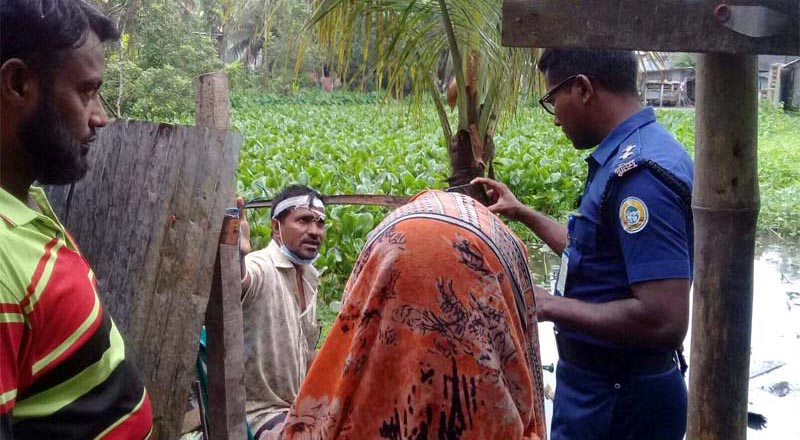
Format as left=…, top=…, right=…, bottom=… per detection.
left=272, top=195, right=326, bottom=220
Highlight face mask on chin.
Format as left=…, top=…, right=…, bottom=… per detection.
left=277, top=223, right=319, bottom=266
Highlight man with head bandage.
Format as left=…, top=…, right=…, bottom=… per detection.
left=238, top=184, right=327, bottom=439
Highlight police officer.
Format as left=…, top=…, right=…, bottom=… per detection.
left=474, top=49, right=693, bottom=440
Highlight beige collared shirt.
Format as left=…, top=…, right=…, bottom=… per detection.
left=242, top=240, right=321, bottom=432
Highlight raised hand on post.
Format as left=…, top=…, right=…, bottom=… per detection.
left=236, top=197, right=252, bottom=291
left=470, top=177, right=527, bottom=221
left=237, top=197, right=251, bottom=256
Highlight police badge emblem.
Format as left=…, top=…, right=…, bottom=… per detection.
left=619, top=197, right=648, bottom=233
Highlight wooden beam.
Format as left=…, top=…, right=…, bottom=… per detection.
left=502, top=0, right=799, bottom=55
left=688, top=53, right=759, bottom=440
left=204, top=215, right=247, bottom=440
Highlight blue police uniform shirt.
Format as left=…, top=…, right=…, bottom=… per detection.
left=554, top=107, right=694, bottom=347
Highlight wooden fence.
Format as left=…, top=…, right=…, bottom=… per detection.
left=47, top=120, right=242, bottom=439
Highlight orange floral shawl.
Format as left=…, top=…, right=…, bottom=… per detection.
left=280, top=191, right=547, bottom=440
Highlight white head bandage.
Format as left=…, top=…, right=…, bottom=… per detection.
left=272, top=194, right=326, bottom=220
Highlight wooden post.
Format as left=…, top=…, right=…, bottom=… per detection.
left=688, top=54, right=759, bottom=440
left=195, top=72, right=231, bottom=130
left=204, top=214, right=247, bottom=440
left=195, top=71, right=247, bottom=439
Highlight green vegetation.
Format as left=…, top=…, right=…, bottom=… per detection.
left=97, top=0, right=328, bottom=122
left=758, top=105, right=800, bottom=239
left=234, top=92, right=448, bottom=301
left=308, top=0, right=539, bottom=191
left=233, top=92, right=800, bottom=303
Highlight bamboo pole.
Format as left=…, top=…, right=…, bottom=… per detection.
left=687, top=53, right=759, bottom=440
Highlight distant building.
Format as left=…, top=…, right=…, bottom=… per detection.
left=777, top=58, right=800, bottom=110
left=639, top=62, right=695, bottom=84
left=756, top=56, right=799, bottom=109
left=637, top=54, right=800, bottom=109
left=637, top=53, right=694, bottom=106
left=758, top=55, right=796, bottom=92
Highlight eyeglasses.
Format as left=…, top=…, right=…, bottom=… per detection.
left=538, top=75, right=579, bottom=115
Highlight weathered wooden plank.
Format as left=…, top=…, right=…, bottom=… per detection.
left=205, top=214, right=247, bottom=440
left=502, top=0, right=799, bottom=55
left=45, top=120, right=242, bottom=440
left=688, top=54, right=759, bottom=440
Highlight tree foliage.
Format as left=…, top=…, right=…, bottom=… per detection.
left=97, top=0, right=339, bottom=119
left=306, top=0, right=540, bottom=187
left=100, top=0, right=222, bottom=121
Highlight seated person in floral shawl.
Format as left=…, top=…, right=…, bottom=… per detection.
left=279, top=190, right=547, bottom=440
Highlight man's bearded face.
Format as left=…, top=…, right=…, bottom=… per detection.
left=18, top=85, right=94, bottom=185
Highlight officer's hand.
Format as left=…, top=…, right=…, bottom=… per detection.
left=237, top=197, right=251, bottom=256
left=471, top=177, right=526, bottom=221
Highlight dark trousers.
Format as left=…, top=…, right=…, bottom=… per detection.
left=551, top=359, right=687, bottom=440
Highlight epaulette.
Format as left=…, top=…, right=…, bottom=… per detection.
left=613, top=144, right=642, bottom=177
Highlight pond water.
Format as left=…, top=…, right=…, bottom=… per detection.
left=529, top=236, right=800, bottom=439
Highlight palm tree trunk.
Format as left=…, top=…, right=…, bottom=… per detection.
left=448, top=54, right=490, bottom=203
left=436, top=0, right=488, bottom=202
left=448, top=129, right=489, bottom=204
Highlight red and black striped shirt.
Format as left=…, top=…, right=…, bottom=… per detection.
left=1, top=187, right=152, bottom=439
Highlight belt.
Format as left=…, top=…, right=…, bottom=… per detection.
left=556, top=334, right=677, bottom=376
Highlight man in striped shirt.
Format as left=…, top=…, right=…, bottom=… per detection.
left=1, top=1, right=153, bottom=438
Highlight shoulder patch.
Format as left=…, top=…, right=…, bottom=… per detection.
left=619, top=197, right=648, bottom=234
